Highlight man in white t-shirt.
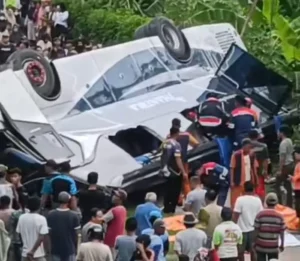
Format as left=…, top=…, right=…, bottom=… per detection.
left=233, top=181, right=263, bottom=261
left=16, top=196, right=49, bottom=261
left=213, top=207, right=242, bottom=261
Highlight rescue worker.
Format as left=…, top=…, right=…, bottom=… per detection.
left=230, top=138, right=258, bottom=207
left=249, top=129, right=270, bottom=200
left=245, top=97, right=263, bottom=138
left=245, top=97, right=260, bottom=122
left=161, top=127, right=188, bottom=214
left=198, top=92, right=228, bottom=137
left=167, top=118, right=199, bottom=204
left=198, top=162, right=229, bottom=206
left=228, top=95, right=258, bottom=149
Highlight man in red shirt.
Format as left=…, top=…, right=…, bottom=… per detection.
left=102, top=189, right=127, bottom=257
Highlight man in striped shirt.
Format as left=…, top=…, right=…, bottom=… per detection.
left=253, top=193, right=285, bottom=261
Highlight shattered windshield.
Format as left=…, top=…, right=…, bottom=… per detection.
left=216, top=44, right=291, bottom=114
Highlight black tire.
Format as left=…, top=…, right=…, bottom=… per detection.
left=6, top=49, right=57, bottom=100
left=134, top=17, right=191, bottom=62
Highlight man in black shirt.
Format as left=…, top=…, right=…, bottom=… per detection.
left=0, top=30, right=15, bottom=65
left=161, top=127, right=187, bottom=214
left=78, top=172, right=107, bottom=225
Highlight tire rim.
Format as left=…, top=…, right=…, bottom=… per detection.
left=161, top=24, right=180, bottom=50
left=23, top=59, right=47, bottom=87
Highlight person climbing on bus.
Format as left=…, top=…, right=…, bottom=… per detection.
left=245, top=97, right=263, bottom=138
left=169, top=118, right=199, bottom=149
left=228, top=95, right=258, bottom=149
left=245, top=97, right=260, bottom=122
left=198, top=92, right=228, bottom=137
left=197, top=162, right=229, bottom=206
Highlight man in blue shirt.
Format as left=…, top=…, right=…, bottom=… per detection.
left=135, top=192, right=162, bottom=235
left=148, top=219, right=167, bottom=261
left=40, top=160, right=60, bottom=211
left=142, top=212, right=169, bottom=256
left=42, top=161, right=78, bottom=210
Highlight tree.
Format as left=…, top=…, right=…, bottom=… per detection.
left=61, top=0, right=299, bottom=78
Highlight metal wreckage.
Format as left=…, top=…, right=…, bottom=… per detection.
left=0, top=17, right=297, bottom=195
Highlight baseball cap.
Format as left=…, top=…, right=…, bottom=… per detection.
left=183, top=212, right=198, bottom=225
left=113, top=189, right=127, bottom=201
left=145, top=192, right=157, bottom=202
left=58, top=191, right=71, bottom=203
left=153, top=219, right=166, bottom=229
left=149, top=210, right=162, bottom=219
left=88, top=225, right=103, bottom=234
left=265, top=192, right=278, bottom=206
left=0, top=164, right=8, bottom=173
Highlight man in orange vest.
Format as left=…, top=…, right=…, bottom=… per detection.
left=249, top=129, right=269, bottom=200
left=245, top=97, right=263, bottom=139
left=230, top=138, right=258, bottom=207
left=228, top=95, right=258, bottom=150
left=198, top=92, right=228, bottom=137
left=245, top=97, right=260, bottom=122
left=292, top=146, right=300, bottom=228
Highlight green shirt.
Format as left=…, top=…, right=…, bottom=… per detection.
left=213, top=221, right=243, bottom=259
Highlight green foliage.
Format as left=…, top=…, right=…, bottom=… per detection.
left=59, top=0, right=300, bottom=79
left=59, top=0, right=149, bottom=44
left=280, top=0, right=300, bottom=19
left=187, top=9, right=246, bottom=33
left=80, top=9, right=150, bottom=44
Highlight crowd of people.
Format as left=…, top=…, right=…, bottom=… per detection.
left=0, top=26, right=298, bottom=260
left=0, top=159, right=291, bottom=261
left=0, top=0, right=102, bottom=65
